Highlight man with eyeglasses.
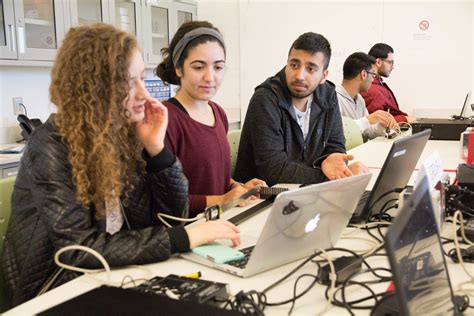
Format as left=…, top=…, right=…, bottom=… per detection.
left=361, top=43, right=416, bottom=123
left=336, top=52, right=397, bottom=141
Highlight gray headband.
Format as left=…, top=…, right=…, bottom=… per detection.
left=171, top=27, right=225, bottom=68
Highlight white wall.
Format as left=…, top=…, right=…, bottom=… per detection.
left=1, top=0, right=473, bottom=143
left=0, top=66, right=54, bottom=143
left=199, top=0, right=473, bottom=121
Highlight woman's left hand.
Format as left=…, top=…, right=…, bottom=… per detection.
left=135, top=98, right=168, bottom=157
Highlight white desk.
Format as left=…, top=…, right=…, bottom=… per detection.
left=4, top=205, right=471, bottom=316
left=0, top=143, right=24, bottom=178
left=4, top=137, right=472, bottom=315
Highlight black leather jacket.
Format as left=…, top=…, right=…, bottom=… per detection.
left=2, top=116, right=190, bottom=307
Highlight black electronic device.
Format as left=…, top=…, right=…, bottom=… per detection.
left=350, top=129, right=431, bottom=223
left=132, top=274, right=230, bottom=305
left=17, top=114, right=42, bottom=141
left=382, top=176, right=460, bottom=315
left=317, top=256, right=363, bottom=285
left=458, top=163, right=474, bottom=190
left=452, top=91, right=472, bottom=120
left=412, top=118, right=474, bottom=140
left=38, top=285, right=242, bottom=316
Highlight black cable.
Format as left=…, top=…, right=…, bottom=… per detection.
left=327, top=268, right=391, bottom=311
left=225, top=290, right=266, bottom=315
left=262, top=251, right=321, bottom=294
left=265, top=273, right=319, bottom=307
left=364, top=225, right=382, bottom=243
left=368, top=187, right=405, bottom=212
left=288, top=274, right=318, bottom=314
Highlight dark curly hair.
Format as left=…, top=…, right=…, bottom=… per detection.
left=50, top=23, right=143, bottom=218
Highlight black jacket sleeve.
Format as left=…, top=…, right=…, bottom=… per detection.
left=243, top=91, right=329, bottom=185
left=26, top=128, right=189, bottom=268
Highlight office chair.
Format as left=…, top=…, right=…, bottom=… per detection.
left=0, top=176, right=15, bottom=312
left=341, top=116, right=364, bottom=150
left=227, top=129, right=241, bottom=176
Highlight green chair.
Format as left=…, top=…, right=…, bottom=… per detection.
left=227, top=129, right=241, bottom=176
left=0, top=176, right=15, bottom=312
left=341, top=116, right=364, bottom=150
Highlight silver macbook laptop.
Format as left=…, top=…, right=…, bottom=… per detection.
left=181, top=173, right=372, bottom=278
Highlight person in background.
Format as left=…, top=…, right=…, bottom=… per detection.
left=2, top=23, right=241, bottom=308
left=155, top=21, right=265, bottom=216
left=336, top=52, right=396, bottom=141
left=361, top=43, right=416, bottom=123
left=234, top=32, right=368, bottom=186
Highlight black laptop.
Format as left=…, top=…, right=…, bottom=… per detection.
left=380, top=175, right=461, bottom=315
left=350, top=129, right=431, bottom=223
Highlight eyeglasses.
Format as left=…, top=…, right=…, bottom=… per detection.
left=382, top=59, right=394, bottom=66
left=366, top=70, right=377, bottom=77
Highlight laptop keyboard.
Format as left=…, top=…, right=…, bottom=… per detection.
left=226, top=246, right=255, bottom=269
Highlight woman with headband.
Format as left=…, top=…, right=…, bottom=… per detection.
left=155, top=21, right=265, bottom=216
left=2, top=23, right=241, bottom=307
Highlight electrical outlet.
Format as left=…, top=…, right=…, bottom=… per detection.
left=12, top=97, right=23, bottom=115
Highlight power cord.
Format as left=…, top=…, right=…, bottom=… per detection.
left=157, top=212, right=205, bottom=227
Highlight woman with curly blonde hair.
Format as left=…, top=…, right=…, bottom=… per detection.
left=2, top=23, right=240, bottom=308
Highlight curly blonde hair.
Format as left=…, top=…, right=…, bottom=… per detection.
left=50, top=23, right=143, bottom=218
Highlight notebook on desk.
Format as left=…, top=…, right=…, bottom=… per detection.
left=350, top=129, right=431, bottom=224
left=181, top=173, right=371, bottom=278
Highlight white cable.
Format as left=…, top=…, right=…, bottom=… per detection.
left=157, top=212, right=205, bottom=228
left=54, top=245, right=111, bottom=284
left=452, top=211, right=474, bottom=282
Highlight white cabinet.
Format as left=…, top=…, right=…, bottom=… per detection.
left=0, top=0, right=196, bottom=66
left=68, top=0, right=109, bottom=27
left=0, top=0, right=65, bottom=61
left=143, top=0, right=196, bottom=66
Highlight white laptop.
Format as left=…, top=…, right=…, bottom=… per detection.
left=181, top=173, right=372, bottom=278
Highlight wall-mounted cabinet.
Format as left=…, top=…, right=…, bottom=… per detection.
left=68, top=0, right=109, bottom=27
left=0, top=0, right=66, bottom=62
left=0, top=0, right=196, bottom=67
left=143, top=0, right=196, bottom=66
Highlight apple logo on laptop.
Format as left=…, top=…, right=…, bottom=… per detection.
left=305, top=213, right=321, bottom=233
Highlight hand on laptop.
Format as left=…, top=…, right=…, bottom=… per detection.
left=185, top=220, right=241, bottom=248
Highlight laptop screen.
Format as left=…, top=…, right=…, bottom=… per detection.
left=359, top=129, right=431, bottom=222
left=459, top=91, right=471, bottom=118
left=385, top=176, right=456, bottom=315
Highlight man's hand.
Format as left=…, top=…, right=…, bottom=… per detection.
left=321, top=153, right=354, bottom=180
left=368, top=110, right=396, bottom=128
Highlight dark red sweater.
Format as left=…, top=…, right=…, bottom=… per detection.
left=164, top=98, right=231, bottom=216
left=361, top=76, right=408, bottom=122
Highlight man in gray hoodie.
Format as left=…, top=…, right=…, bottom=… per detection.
left=234, top=32, right=367, bottom=186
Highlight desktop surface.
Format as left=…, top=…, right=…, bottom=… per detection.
left=3, top=137, right=471, bottom=316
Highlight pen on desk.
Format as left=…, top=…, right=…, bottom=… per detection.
left=183, top=271, right=202, bottom=278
